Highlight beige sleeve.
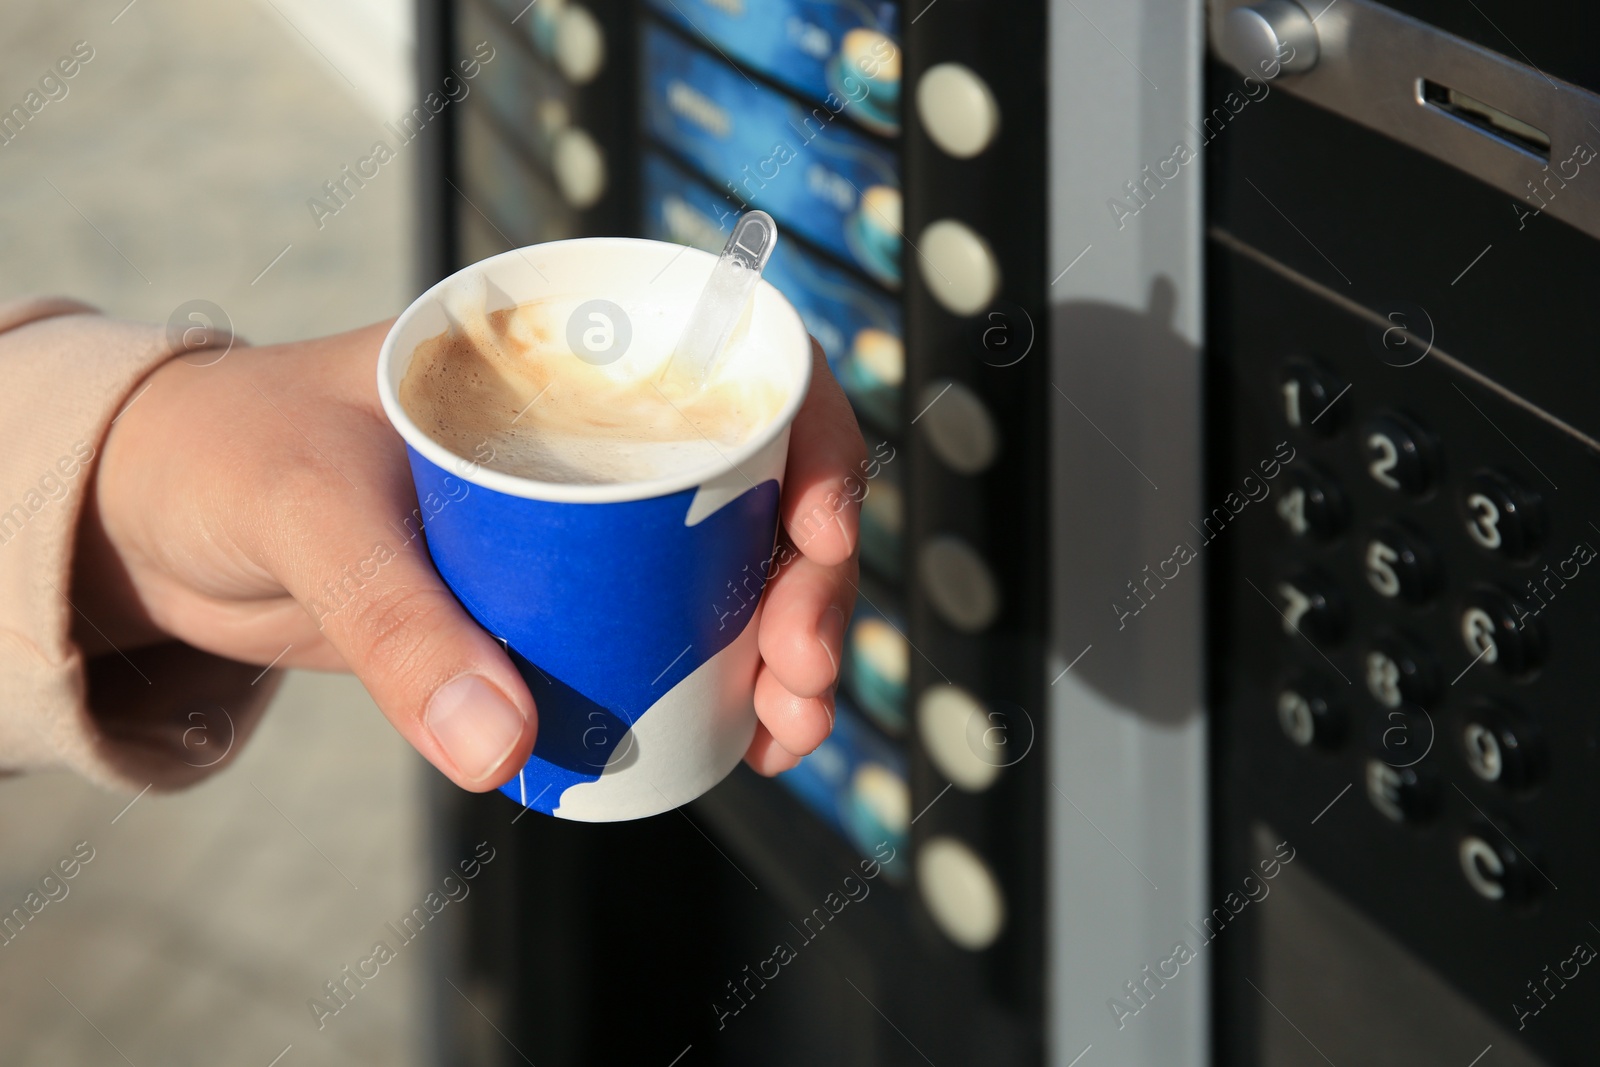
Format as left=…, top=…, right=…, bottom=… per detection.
left=0, top=297, right=281, bottom=793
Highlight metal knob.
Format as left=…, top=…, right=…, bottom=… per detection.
left=1217, top=0, right=1320, bottom=79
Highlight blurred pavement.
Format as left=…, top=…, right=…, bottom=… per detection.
left=0, top=1, right=430, bottom=1064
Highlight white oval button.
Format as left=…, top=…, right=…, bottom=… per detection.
left=555, top=4, right=605, bottom=84
left=917, top=379, right=998, bottom=474
left=918, top=220, right=1000, bottom=316
left=919, top=536, right=1000, bottom=633
left=552, top=127, right=606, bottom=208
left=918, top=685, right=1002, bottom=792
left=916, top=63, right=1000, bottom=158
left=918, top=836, right=1006, bottom=951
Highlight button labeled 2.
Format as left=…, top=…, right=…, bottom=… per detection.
left=1362, top=414, right=1435, bottom=496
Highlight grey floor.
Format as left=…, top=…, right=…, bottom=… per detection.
left=1, top=1, right=430, bottom=1064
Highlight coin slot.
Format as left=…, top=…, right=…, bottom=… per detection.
left=1418, top=80, right=1550, bottom=159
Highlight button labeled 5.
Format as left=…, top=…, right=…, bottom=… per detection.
left=1363, top=523, right=1436, bottom=603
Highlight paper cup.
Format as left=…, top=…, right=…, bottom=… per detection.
left=377, top=238, right=812, bottom=821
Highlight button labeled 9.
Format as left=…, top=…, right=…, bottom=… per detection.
left=1460, top=703, right=1543, bottom=789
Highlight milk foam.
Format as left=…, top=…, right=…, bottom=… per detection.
left=399, top=296, right=786, bottom=485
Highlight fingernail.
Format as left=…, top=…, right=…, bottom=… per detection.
left=426, top=674, right=526, bottom=783
left=819, top=604, right=846, bottom=682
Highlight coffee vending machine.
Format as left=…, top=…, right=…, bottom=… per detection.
left=413, top=0, right=1600, bottom=1063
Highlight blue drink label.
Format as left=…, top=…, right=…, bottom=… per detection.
left=640, top=152, right=903, bottom=433
left=641, top=22, right=903, bottom=286
left=778, top=694, right=909, bottom=876
left=644, top=0, right=902, bottom=134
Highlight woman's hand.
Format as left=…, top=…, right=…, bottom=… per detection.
left=73, top=321, right=863, bottom=791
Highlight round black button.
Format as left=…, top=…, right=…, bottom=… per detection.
left=1459, top=826, right=1539, bottom=904
left=1462, top=471, right=1544, bottom=560
left=1275, top=465, right=1346, bottom=542
left=1460, top=703, right=1544, bottom=789
left=1460, top=588, right=1545, bottom=677
left=1274, top=570, right=1346, bottom=644
left=1368, top=702, right=1437, bottom=769
left=1275, top=672, right=1344, bottom=749
left=1364, top=757, right=1435, bottom=822
left=1280, top=359, right=1347, bottom=437
left=1362, top=414, right=1435, bottom=496
left=1364, top=635, right=1438, bottom=710
left=1363, top=522, right=1437, bottom=603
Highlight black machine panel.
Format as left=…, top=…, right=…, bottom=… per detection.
left=1207, top=9, right=1600, bottom=1065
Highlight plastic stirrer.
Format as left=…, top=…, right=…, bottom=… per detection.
left=665, top=210, right=778, bottom=389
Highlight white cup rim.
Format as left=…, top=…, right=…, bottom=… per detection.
left=377, top=237, right=813, bottom=504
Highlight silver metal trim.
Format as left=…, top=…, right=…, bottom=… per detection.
left=1210, top=0, right=1600, bottom=241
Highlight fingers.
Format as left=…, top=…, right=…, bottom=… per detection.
left=263, top=429, right=536, bottom=792
left=780, top=340, right=869, bottom=568
left=752, top=661, right=835, bottom=763
left=743, top=721, right=803, bottom=776
left=758, top=547, right=855, bottom=700
left=745, top=339, right=867, bottom=775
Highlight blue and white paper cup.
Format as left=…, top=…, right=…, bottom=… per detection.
left=377, top=238, right=812, bottom=821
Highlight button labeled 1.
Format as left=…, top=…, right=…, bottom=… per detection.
left=1280, top=359, right=1346, bottom=436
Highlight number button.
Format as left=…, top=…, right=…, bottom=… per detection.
left=1460, top=589, right=1545, bottom=677
left=1362, top=414, right=1435, bottom=496
left=1362, top=523, right=1436, bottom=603
left=1280, top=359, right=1347, bottom=437
left=1460, top=703, right=1543, bottom=788
left=1275, top=673, right=1344, bottom=749
left=1364, top=635, right=1437, bottom=709
left=1274, top=572, right=1346, bottom=644
left=1365, top=759, right=1435, bottom=822
left=1462, top=471, right=1543, bottom=560
left=1276, top=466, right=1346, bottom=541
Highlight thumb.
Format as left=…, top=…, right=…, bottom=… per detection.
left=278, top=490, right=537, bottom=792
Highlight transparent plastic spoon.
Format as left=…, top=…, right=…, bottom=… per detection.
left=665, top=210, right=778, bottom=389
